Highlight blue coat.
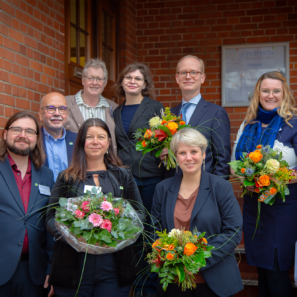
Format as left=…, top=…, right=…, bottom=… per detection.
left=0, top=158, right=54, bottom=286
left=151, top=170, right=243, bottom=297
left=41, top=129, right=77, bottom=168
left=170, top=97, right=231, bottom=179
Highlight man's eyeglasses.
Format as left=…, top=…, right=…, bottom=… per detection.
left=177, top=71, right=203, bottom=78
left=41, top=106, right=69, bottom=114
left=7, top=127, right=37, bottom=137
left=84, top=76, right=106, bottom=83
left=124, top=76, right=145, bottom=82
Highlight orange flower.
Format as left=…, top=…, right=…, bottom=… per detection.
left=161, top=120, right=167, bottom=125
left=179, top=120, right=186, bottom=125
left=202, top=238, right=208, bottom=244
left=255, top=188, right=260, bottom=193
left=184, top=242, right=197, bottom=256
left=144, top=129, right=153, bottom=139
left=270, top=187, right=277, bottom=195
left=256, top=145, right=262, bottom=149
left=168, top=244, right=175, bottom=250
left=258, top=175, right=270, bottom=187
left=249, top=151, right=263, bottom=163
left=152, top=239, right=161, bottom=251
left=142, top=140, right=147, bottom=148
left=167, top=122, right=179, bottom=134
left=241, top=168, right=246, bottom=174
left=166, top=253, right=174, bottom=260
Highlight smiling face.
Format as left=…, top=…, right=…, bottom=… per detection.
left=176, top=143, right=205, bottom=175
left=3, top=117, right=37, bottom=156
left=121, top=69, right=146, bottom=96
left=259, top=78, right=284, bottom=111
left=84, top=126, right=110, bottom=163
left=39, top=93, right=68, bottom=136
left=175, top=57, right=205, bottom=100
left=82, top=67, right=107, bottom=98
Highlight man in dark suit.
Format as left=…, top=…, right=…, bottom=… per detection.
left=0, top=111, right=54, bottom=297
left=39, top=92, right=77, bottom=181
left=160, top=55, right=231, bottom=179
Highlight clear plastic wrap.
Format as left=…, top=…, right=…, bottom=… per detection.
left=55, top=197, right=143, bottom=254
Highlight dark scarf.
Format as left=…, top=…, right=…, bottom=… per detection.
left=235, top=107, right=283, bottom=160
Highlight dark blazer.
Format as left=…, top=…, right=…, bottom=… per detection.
left=0, top=157, right=54, bottom=286
left=41, top=128, right=77, bottom=168
left=170, top=97, right=231, bottom=179
left=45, top=165, right=144, bottom=288
left=114, top=97, right=165, bottom=179
left=151, top=171, right=243, bottom=297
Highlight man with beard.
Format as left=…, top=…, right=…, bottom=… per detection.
left=0, top=111, right=54, bottom=297
left=39, top=92, right=77, bottom=181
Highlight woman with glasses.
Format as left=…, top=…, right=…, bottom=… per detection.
left=231, top=71, right=297, bottom=297
left=113, top=63, right=165, bottom=297
left=64, top=58, right=118, bottom=153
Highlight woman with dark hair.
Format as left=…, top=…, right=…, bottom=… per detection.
left=46, top=118, right=143, bottom=297
left=231, top=71, right=297, bottom=296
left=113, top=63, right=165, bottom=297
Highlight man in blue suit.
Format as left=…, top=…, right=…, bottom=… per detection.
left=39, top=92, right=77, bottom=181
left=0, top=111, right=54, bottom=296
left=160, top=55, right=231, bottom=179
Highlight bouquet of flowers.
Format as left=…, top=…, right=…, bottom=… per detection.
left=147, top=228, right=213, bottom=291
left=229, top=145, right=296, bottom=234
left=55, top=188, right=143, bottom=254
left=134, top=107, right=191, bottom=170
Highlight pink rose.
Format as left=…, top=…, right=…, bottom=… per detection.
left=101, top=219, right=112, bottom=233
left=114, top=208, right=120, bottom=215
left=88, top=213, right=103, bottom=227
left=100, top=201, right=113, bottom=211
left=81, top=201, right=90, bottom=212
left=74, top=209, right=85, bottom=220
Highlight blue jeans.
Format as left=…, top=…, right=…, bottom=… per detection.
left=54, top=253, right=132, bottom=297
left=135, top=178, right=162, bottom=294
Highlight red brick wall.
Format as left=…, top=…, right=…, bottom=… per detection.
left=0, top=0, right=65, bottom=131
left=134, top=0, right=297, bottom=197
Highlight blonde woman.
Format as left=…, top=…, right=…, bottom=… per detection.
left=231, top=71, right=297, bottom=297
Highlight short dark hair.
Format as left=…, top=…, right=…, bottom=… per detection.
left=63, top=118, right=123, bottom=181
left=0, top=111, right=45, bottom=168
left=113, top=63, right=155, bottom=98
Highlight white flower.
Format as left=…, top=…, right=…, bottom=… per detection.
left=149, top=116, right=161, bottom=128
left=265, top=159, right=280, bottom=174
left=168, top=228, right=181, bottom=238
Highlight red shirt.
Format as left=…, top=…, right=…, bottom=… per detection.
left=8, top=154, right=31, bottom=254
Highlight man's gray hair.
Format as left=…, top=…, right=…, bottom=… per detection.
left=82, top=58, right=108, bottom=80
left=170, top=128, right=208, bottom=155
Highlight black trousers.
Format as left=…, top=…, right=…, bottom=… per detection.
left=257, top=249, right=294, bottom=297
left=0, top=259, right=44, bottom=297
left=156, top=281, right=219, bottom=297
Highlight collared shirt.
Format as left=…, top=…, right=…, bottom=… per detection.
left=181, top=93, right=202, bottom=124
left=75, top=90, right=110, bottom=122
left=8, top=153, right=31, bottom=254
left=43, top=127, right=68, bottom=181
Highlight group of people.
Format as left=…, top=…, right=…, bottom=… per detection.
left=0, top=54, right=296, bottom=297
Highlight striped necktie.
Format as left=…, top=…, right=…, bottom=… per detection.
left=180, top=103, right=192, bottom=124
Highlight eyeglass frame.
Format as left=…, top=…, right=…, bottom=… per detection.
left=7, top=126, right=38, bottom=137
left=177, top=70, right=204, bottom=78
left=83, top=76, right=106, bottom=83
left=123, top=75, right=145, bottom=82
left=40, top=105, right=69, bottom=114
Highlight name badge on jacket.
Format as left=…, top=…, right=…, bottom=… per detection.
left=39, top=185, right=51, bottom=196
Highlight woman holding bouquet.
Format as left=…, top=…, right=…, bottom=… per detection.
left=46, top=118, right=143, bottom=297
left=113, top=63, right=165, bottom=296
left=151, top=128, right=243, bottom=297
left=231, top=71, right=297, bottom=297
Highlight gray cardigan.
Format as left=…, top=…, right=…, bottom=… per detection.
left=64, top=94, right=118, bottom=153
